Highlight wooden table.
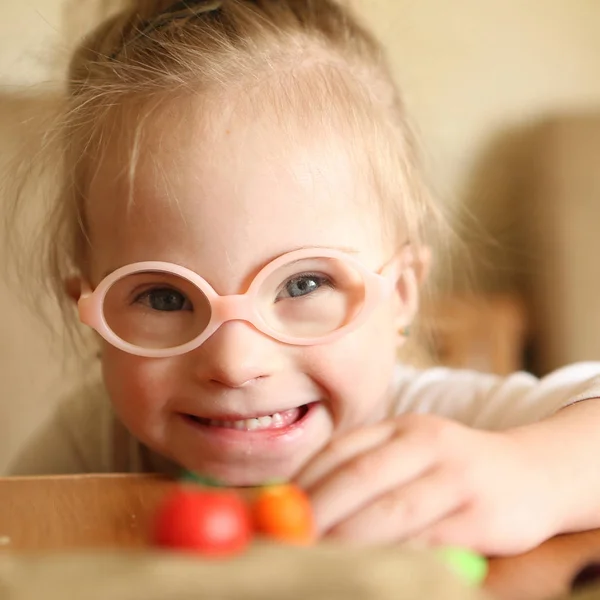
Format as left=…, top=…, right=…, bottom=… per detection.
left=1, top=474, right=599, bottom=599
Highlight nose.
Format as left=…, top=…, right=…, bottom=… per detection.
left=192, top=320, right=284, bottom=388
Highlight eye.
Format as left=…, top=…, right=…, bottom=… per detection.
left=134, top=288, right=192, bottom=312
left=278, top=274, right=331, bottom=300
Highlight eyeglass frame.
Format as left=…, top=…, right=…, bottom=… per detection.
left=78, top=247, right=410, bottom=359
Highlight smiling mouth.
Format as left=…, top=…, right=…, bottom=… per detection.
left=185, top=405, right=311, bottom=432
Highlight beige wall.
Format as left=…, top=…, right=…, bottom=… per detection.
left=362, top=0, right=600, bottom=202
left=0, top=1, right=63, bottom=86
left=5, top=0, right=600, bottom=194
left=0, top=0, right=108, bottom=471
left=1, top=1, right=600, bottom=470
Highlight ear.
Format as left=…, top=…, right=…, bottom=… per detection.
left=413, top=245, right=432, bottom=286
left=393, top=245, right=432, bottom=333
left=64, top=276, right=82, bottom=303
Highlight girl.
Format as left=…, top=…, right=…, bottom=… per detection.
left=8, top=0, right=600, bottom=556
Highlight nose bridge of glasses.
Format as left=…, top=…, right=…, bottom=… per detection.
left=211, top=294, right=255, bottom=324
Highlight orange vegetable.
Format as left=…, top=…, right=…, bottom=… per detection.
left=251, top=484, right=315, bottom=545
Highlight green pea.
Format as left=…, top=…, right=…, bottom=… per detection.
left=436, top=546, right=488, bottom=587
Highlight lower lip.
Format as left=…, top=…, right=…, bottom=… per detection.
left=182, top=403, right=317, bottom=441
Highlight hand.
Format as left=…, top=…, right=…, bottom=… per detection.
left=295, top=414, right=561, bottom=555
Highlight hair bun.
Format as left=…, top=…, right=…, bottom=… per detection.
left=123, top=0, right=222, bottom=25
left=68, top=0, right=201, bottom=86
left=114, top=0, right=223, bottom=58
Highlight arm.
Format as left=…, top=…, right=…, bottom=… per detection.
left=508, top=399, right=600, bottom=533
left=296, top=363, right=600, bottom=553
left=392, top=362, right=600, bottom=429
left=395, top=362, right=600, bottom=532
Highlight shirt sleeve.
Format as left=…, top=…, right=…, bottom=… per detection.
left=392, top=362, right=600, bottom=430
left=5, top=381, right=117, bottom=476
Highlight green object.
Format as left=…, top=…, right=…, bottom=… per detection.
left=436, top=547, right=488, bottom=587
left=260, top=478, right=288, bottom=487
left=178, top=471, right=288, bottom=489
left=179, top=471, right=226, bottom=488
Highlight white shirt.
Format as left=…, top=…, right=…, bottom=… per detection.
left=7, top=362, right=600, bottom=476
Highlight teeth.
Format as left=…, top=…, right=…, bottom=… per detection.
left=246, top=418, right=260, bottom=431
left=258, top=416, right=273, bottom=428
left=207, top=412, right=287, bottom=431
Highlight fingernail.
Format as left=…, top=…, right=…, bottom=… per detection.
left=571, top=562, right=600, bottom=591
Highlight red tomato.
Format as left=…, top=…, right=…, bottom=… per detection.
left=251, top=484, right=315, bottom=545
left=153, top=487, right=252, bottom=557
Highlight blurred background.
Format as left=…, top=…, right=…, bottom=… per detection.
left=1, top=0, right=600, bottom=471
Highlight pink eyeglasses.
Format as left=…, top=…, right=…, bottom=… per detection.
left=78, top=247, right=405, bottom=358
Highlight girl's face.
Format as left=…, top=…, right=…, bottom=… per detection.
left=83, top=99, right=419, bottom=485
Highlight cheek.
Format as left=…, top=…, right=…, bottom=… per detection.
left=100, top=344, right=176, bottom=429
left=307, top=304, right=399, bottom=426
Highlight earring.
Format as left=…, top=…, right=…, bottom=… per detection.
left=400, top=325, right=411, bottom=338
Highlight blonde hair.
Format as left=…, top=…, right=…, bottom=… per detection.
left=9, top=0, right=444, bottom=341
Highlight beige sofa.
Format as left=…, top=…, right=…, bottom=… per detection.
left=454, top=112, right=600, bottom=376
left=521, top=114, right=600, bottom=374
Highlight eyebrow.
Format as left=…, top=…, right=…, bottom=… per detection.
left=293, top=245, right=360, bottom=254
left=100, top=245, right=361, bottom=279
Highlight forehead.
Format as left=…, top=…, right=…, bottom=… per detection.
left=85, top=93, right=390, bottom=287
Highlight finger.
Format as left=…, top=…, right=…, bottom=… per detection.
left=417, top=508, right=539, bottom=556
left=309, top=433, right=438, bottom=534
left=325, top=467, right=468, bottom=544
left=414, top=508, right=485, bottom=552
left=296, top=420, right=398, bottom=489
